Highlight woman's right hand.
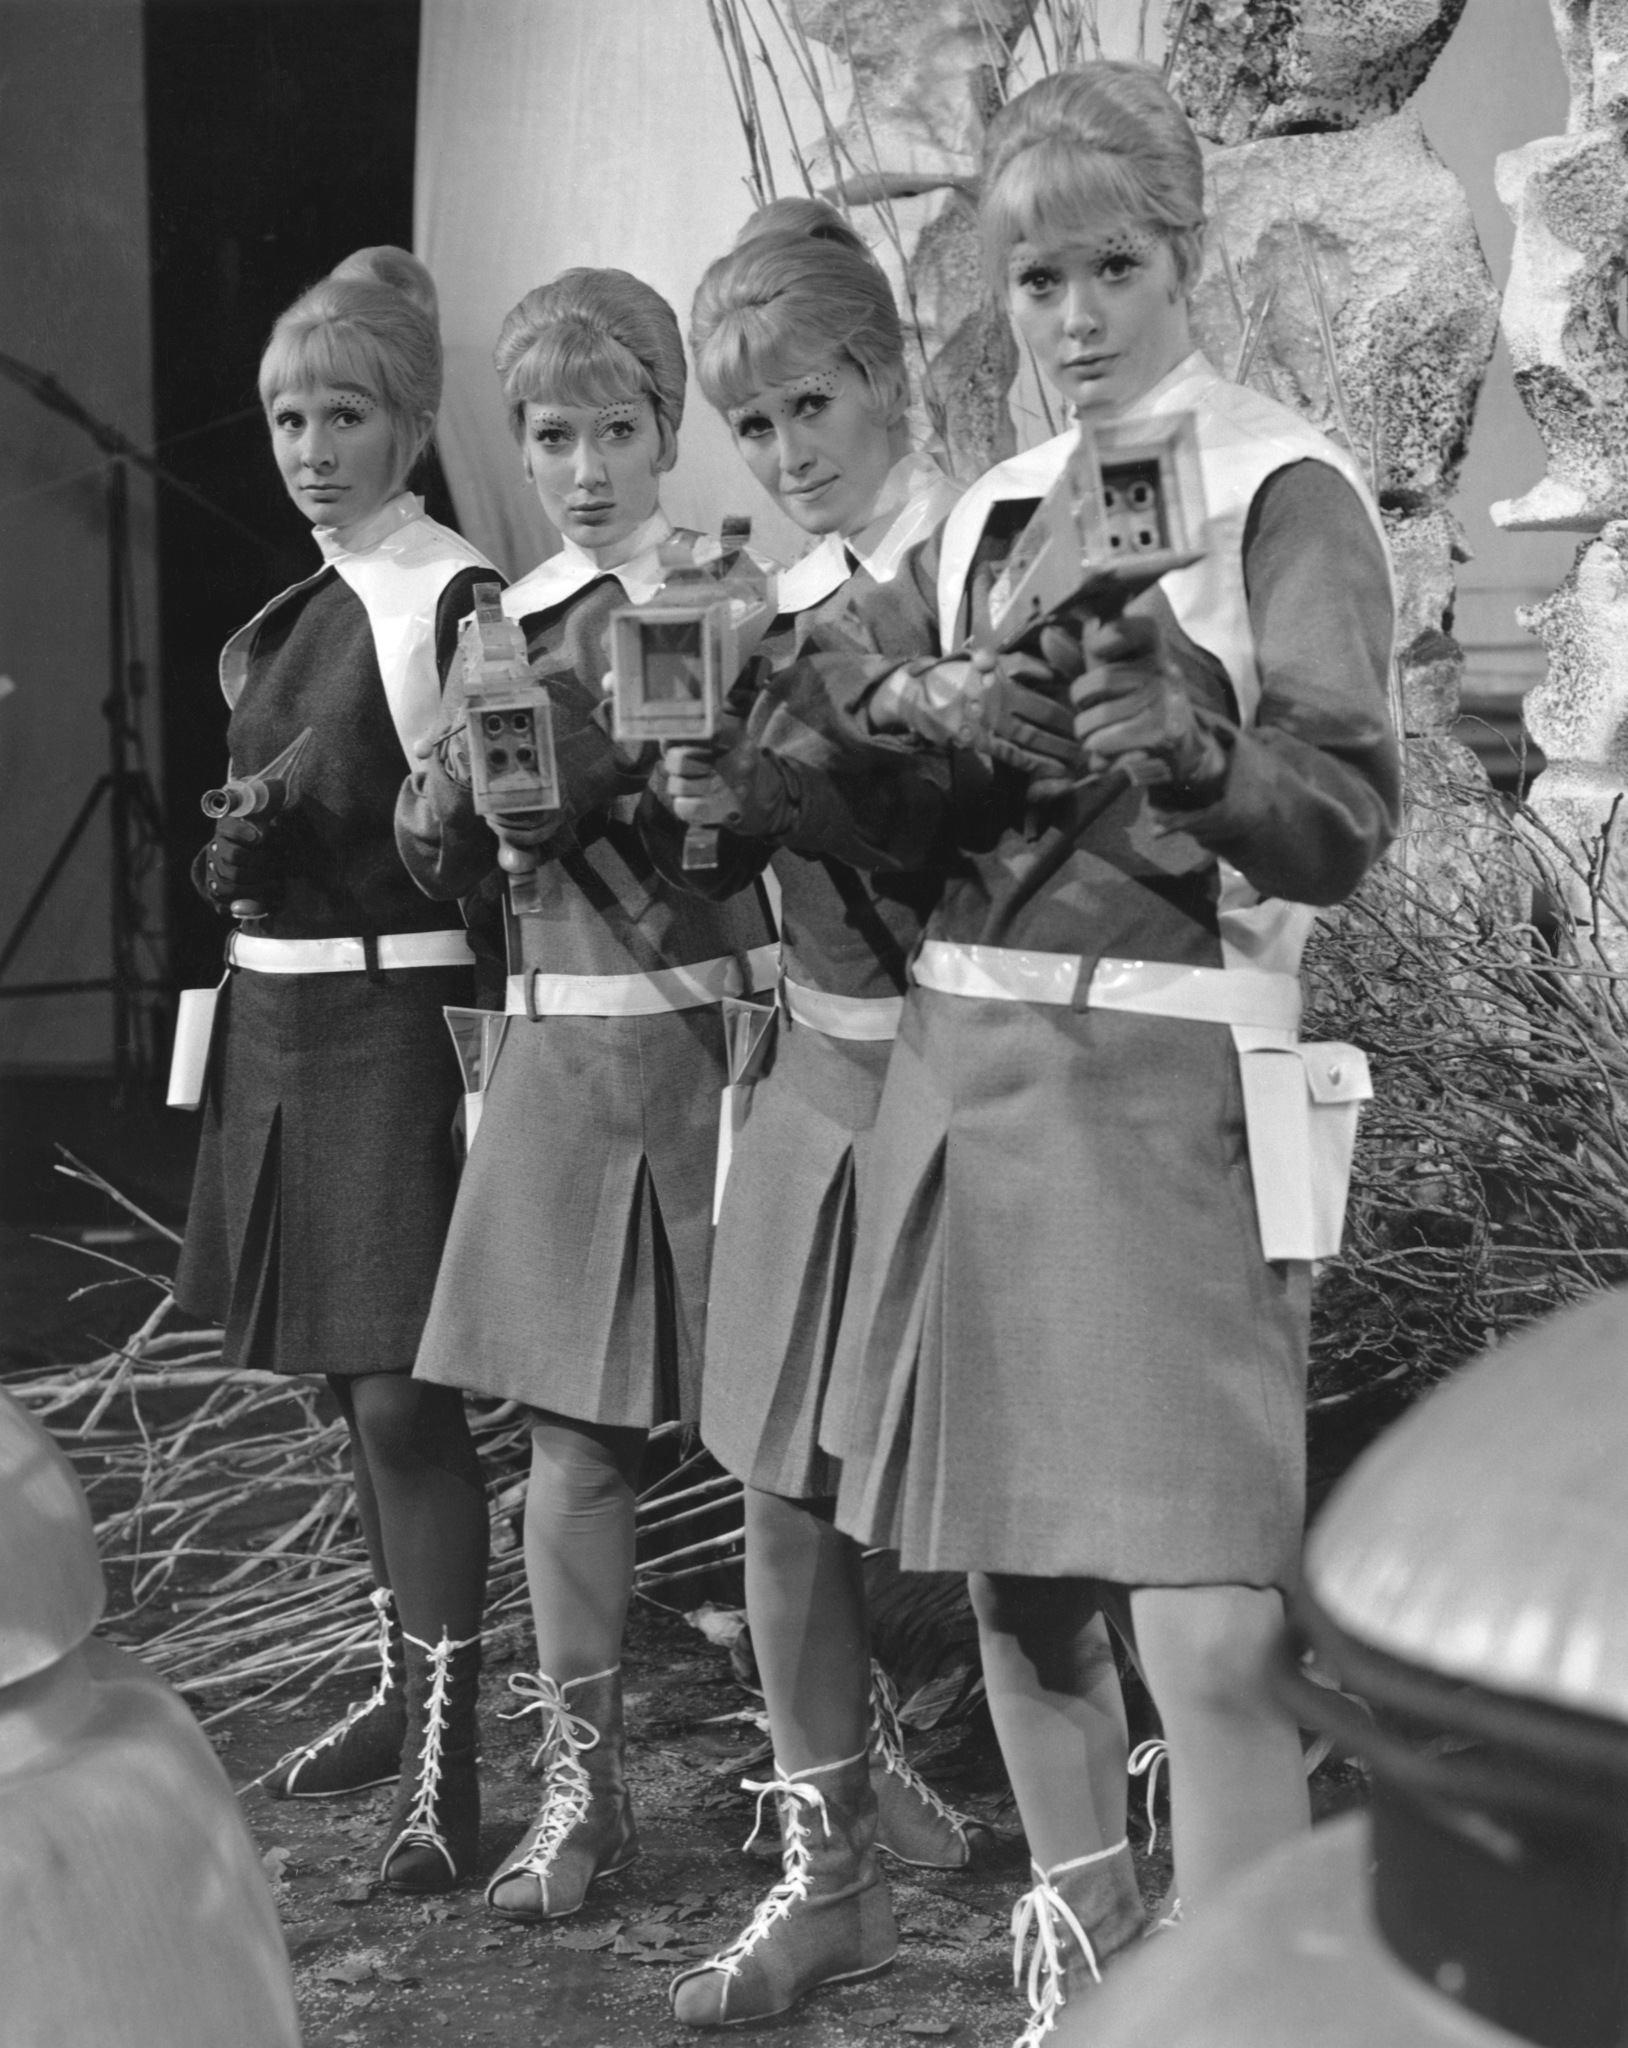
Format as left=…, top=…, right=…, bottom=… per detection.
left=204, top=816, right=282, bottom=907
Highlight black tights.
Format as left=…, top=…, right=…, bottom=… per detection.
left=327, top=1373, right=488, bottom=1645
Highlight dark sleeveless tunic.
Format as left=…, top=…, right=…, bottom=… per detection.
left=174, top=565, right=487, bottom=1377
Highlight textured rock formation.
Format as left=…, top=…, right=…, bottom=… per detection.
left=1190, top=112, right=1500, bottom=510
left=1518, top=527, right=1628, bottom=948
left=1550, top=0, right=1628, bottom=131
left=1492, top=126, right=1628, bottom=531
left=1166, top=0, right=1468, bottom=147
left=791, top=0, right=1035, bottom=176
left=1386, top=507, right=1470, bottom=735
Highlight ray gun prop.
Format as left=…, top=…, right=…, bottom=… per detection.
left=606, top=518, right=774, bottom=871
left=456, top=581, right=562, bottom=917
left=973, top=410, right=1210, bottom=943
left=200, top=726, right=314, bottom=926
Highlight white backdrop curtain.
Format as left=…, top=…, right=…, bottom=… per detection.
left=414, top=0, right=827, bottom=579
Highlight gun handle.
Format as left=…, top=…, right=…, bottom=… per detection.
left=497, top=838, right=543, bottom=917
left=230, top=898, right=268, bottom=925
left=681, top=825, right=720, bottom=872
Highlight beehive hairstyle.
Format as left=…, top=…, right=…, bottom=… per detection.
left=689, top=196, right=909, bottom=419
left=980, top=63, right=1206, bottom=295
left=257, top=246, right=442, bottom=490
left=493, top=268, right=686, bottom=468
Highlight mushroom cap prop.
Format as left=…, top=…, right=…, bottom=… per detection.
left=1078, top=1285, right=1628, bottom=2048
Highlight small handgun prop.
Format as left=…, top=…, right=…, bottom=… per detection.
left=608, top=518, right=774, bottom=871
left=976, top=412, right=1211, bottom=948
left=199, top=726, right=313, bottom=925
left=458, top=580, right=560, bottom=917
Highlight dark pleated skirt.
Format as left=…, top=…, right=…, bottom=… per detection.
left=173, top=962, right=472, bottom=1377
left=413, top=1006, right=727, bottom=1428
left=701, top=1016, right=892, bottom=1499
left=822, top=987, right=1310, bottom=1587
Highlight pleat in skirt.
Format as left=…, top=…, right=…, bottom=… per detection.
left=413, top=1006, right=727, bottom=1428
left=701, top=1016, right=892, bottom=1498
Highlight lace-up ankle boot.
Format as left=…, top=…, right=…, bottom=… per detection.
left=485, top=1666, right=639, bottom=1920
left=379, top=1627, right=482, bottom=1892
left=670, top=1746, right=897, bottom=2026
left=868, top=1662, right=995, bottom=1869
left=1010, top=1838, right=1145, bottom=2047
left=268, top=1587, right=407, bottom=1800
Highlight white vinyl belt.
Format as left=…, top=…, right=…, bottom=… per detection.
left=228, top=930, right=474, bottom=973
left=507, top=944, right=779, bottom=1019
left=782, top=977, right=903, bottom=1042
left=912, top=940, right=1301, bottom=1034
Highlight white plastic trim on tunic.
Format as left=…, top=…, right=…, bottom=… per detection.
left=774, top=451, right=962, bottom=616
left=927, top=355, right=1394, bottom=1262
left=498, top=511, right=785, bottom=622
left=218, top=494, right=496, bottom=768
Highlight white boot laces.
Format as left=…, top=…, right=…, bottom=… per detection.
left=702, top=1753, right=856, bottom=1984
left=1011, top=1843, right=1121, bottom=2048
left=383, top=1627, right=479, bottom=1879
left=494, top=1670, right=607, bottom=1881
left=868, top=1662, right=971, bottom=1843
left=1127, top=1737, right=1169, bottom=1853
left=278, top=1587, right=398, bottom=1780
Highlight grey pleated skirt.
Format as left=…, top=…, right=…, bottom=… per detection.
left=823, top=987, right=1311, bottom=1588
left=701, top=1015, right=892, bottom=1499
left=174, top=961, right=472, bottom=1377
left=413, top=1005, right=727, bottom=1428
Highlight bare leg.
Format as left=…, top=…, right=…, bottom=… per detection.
left=523, top=1411, right=645, bottom=1681
left=969, top=1572, right=1128, bottom=1868
left=744, top=1487, right=870, bottom=1773
left=1129, top=1583, right=1308, bottom=1912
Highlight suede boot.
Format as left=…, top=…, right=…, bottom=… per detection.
left=869, top=1662, right=995, bottom=1870
left=485, top=1666, right=640, bottom=1921
left=670, top=1746, right=898, bottom=2026
left=379, top=1627, right=482, bottom=1892
left=1010, top=1838, right=1146, bottom=2047
left=268, top=1587, right=406, bottom=1800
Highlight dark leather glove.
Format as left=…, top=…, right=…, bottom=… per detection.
left=868, top=648, right=1078, bottom=779
left=203, top=816, right=282, bottom=908
left=1069, top=614, right=1227, bottom=799
left=658, top=738, right=798, bottom=841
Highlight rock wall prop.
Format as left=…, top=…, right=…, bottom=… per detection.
left=1519, top=528, right=1628, bottom=936
left=1498, top=3, right=1628, bottom=954
left=1191, top=112, right=1498, bottom=512
left=1167, top=0, right=1469, bottom=147
left=1493, top=127, right=1628, bottom=532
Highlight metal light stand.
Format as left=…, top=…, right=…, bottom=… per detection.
left=0, top=352, right=232, bottom=1096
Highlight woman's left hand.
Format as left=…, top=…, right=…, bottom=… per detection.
left=1069, top=615, right=1227, bottom=795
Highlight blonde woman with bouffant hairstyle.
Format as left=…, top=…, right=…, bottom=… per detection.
left=175, top=246, right=497, bottom=1895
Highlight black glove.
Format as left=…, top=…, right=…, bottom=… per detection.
left=869, top=648, right=1078, bottom=780
left=203, top=816, right=282, bottom=908
left=1069, top=615, right=1228, bottom=800
left=657, top=737, right=799, bottom=841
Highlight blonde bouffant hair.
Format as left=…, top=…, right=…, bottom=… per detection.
left=689, top=197, right=908, bottom=418
left=980, top=63, right=1207, bottom=294
left=493, top=269, right=687, bottom=470
left=257, top=246, right=442, bottom=490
